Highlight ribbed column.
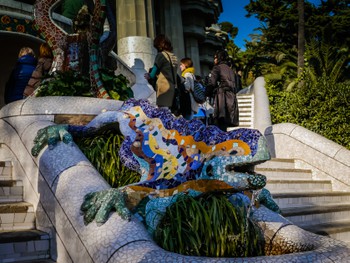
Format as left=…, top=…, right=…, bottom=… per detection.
left=157, top=0, right=185, bottom=61
left=184, top=37, right=201, bottom=76
left=118, top=36, right=156, bottom=105
left=116, top=0, right=156, bottom=104
left=116, top=0, right=154, bottom=40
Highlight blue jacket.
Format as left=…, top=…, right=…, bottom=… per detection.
left=4, top=54, right=37, bottom=104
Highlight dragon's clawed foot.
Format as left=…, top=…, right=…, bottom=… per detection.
left=80, top=188, right=131, bottom=225
left=31, top=124, right=73, bottom=157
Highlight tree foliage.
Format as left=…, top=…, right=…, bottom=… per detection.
left=266, top=76, right=350, bottom=150
left=222, top=0, right=350, bottom=149
left=228, top=0, right=350, bottom=85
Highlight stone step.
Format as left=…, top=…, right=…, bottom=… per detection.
left=239, top=117, right=253, bottom=122
left=256, top=167, right=313, bottom=180
left=0, top=230, right=50, bottom=263
left=0, top=181, right=23, bottom=202
left=237, top=94, right=253, bottom=99
left=272, top=191, right=350, bottom=209
left=301, top=220, right=350, bottom=243
left=265, top=179, right=333, bottom=193
left=255, top=158, right=296, bottom=169
left=238, top=107, right=252, bottom=112
left=0, top=202, right=35, bottom=231
left=281, top=203, right=350, bottom=226
left=0, top=161, right=12, bottom=181
left=237, top=95, right=252, bottom=98
left=238, top=112, right=252, bottom=117
left=238, top=102, right=252, bottom=106
left=238, top=124, right=253, bottom=129
left=237, top=99, right=252, bottom=104
left=237, top=104, right=252, bottom=108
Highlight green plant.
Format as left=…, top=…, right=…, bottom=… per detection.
left=36, top=70, right=93, bottom=97
left=100, top=69, right=133, bottom=101
left=266, top=76, right=350, bottom=150
left=76, top=131, right=140, bottom=188
left=35, top=69, right=132, bottom=100
left=154, top=193, right=265, bottom=258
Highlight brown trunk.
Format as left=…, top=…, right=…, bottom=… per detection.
left=297, top=0, right=305, bottom=78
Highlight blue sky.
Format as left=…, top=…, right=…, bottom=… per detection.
left=219, top=0, right=322, bottom=50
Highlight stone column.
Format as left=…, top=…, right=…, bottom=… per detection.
left=157, top=0, right=185, bottom=62
left=118, top=37, right=157, bottom=104
left=116, top=0, right=156, bottom=104
left=184, top=37, right=201, bottom=76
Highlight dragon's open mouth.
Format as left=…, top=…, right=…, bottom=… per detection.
left=226, top=163, right=255, bottom=174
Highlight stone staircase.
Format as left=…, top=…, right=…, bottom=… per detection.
left=0, top=161, right=54, bottom=263
left=237, top=94, right=254, bottom=128
left=237, top=91, right=350, bottom=244
left=255, top=158, right=350, bottom=245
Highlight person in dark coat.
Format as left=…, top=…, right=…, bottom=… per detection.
left=206, top=50, right=239, bottom=131
left=144, top=34, right=178, bottom=108
left=4, top=47, right=37, bottom=104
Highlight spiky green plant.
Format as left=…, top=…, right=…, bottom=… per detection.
left=76, top=131, right=140, bottom=188
left=154, top=193, right=265, bottom=258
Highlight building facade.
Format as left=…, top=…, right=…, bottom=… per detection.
left=0, top=0, right=225, bottom=106
left=115, top=0, right=224, bottom=77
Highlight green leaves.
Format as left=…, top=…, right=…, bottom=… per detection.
left=35, top=69, right=132, bottom=100
left=266, top=76, right=350, bottom=150
left=76, top=131, right=140, bottom=188
left=154, top=193, right=265, bottom=257
left=36, top=71, right=93, bottom=97
left=100, top=69, right=133, bottom=101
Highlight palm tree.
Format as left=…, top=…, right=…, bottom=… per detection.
left=297, top=0, right=305, bottom=88
left=305, top=38, right=349, bottom=84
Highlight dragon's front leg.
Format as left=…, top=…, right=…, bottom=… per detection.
left=81, top=188, right=131, bottom=225
left=32, top=124, right=73, bottom=157
left=31, top=111, right=123, bottom=157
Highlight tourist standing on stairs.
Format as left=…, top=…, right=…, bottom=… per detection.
left=206, top=50, right=239, bottom=131
left=144, top=34, right=178, bottom=109
left=4, top=47, right=37, bottom=104
left=179, top=57, right=199, bottom=120
left=23, top=43, right=53, bottom=98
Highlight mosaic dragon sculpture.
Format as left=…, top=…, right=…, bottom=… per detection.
left=32, top=99, right=280, bottom=231
left=33, top=0, right=116, bottom=98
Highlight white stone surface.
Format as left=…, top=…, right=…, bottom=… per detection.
left=118, top=36, right=157, bottom=105
left=252, top=77, right=272, bottom=134
left=1, top=97, right=350, bottom=262
left=266, top=123, right=350, bottom=191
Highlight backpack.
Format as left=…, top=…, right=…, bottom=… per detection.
left=191, top=75, right=206, bottom=104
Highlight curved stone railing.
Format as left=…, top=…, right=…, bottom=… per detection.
left=239, top=77, right=350, bottom=190
left=265, top=123, right=350, bottom=191
left=238, top=77, right=350, bottom=190
left=1, top=97, right=350, bottom=262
